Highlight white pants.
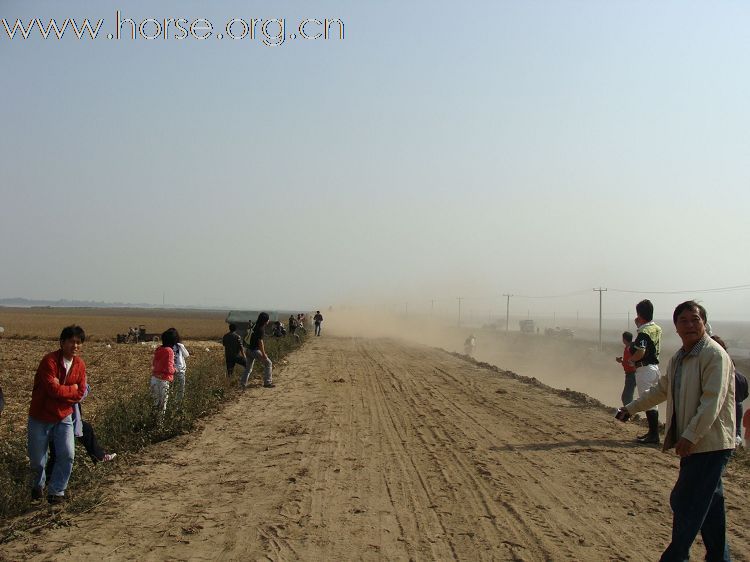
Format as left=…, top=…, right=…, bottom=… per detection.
left=150, top=376, right=170, bottom=414
left=635, top=365, right=659, bottom=412
left=174, top=371, right=186, bottom=402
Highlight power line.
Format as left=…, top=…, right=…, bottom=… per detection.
left=609, top=283, right=750, bottom=295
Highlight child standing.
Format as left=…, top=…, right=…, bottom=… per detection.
left=616, top=331, right=637, bottom=406
left=170, top=328, right=190, bottom=403
left=151, top=330, right=176, bottom=414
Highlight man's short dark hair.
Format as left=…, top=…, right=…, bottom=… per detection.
left=59, top=325, right=85, bottom=343
left=673, top=300, right=707, bottom=324
left=228, top=323, right=237, bottom=332
left=622, top=331, right=633, bottom=343
left=636, top=299, right=654, bottom=322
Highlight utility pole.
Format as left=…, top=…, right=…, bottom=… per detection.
left=457, top=297, right=463, bottom=327
left=593, top=287, right=607, bottom=350
left=503, top=294, right=512, bottom=332
left=405, top=302, right=408, bottom=317
left=430, top=299, right=435, bottom=316
left=627, top=310, right=630, bottom=328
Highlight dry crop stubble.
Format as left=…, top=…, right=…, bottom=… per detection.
left=0, top=307, right=228, bottom=340
left=0, top=339, right=224, bottom=435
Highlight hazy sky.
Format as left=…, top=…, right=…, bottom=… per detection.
left=1, top=0, right=749, bottom=320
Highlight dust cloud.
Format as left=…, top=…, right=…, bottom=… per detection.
left=325, top=308, right=635, bottom=410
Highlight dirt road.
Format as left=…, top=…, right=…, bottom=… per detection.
left=3, top=337, right=749, bottom=561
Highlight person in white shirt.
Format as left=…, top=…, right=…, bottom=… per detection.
left=169, top=328, right=190, bottom=403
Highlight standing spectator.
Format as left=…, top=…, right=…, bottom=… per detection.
left=170, top=328, right=190, bottom=403
left=222, top=324, right=246, bottom=378
left=289, top=314, right=297, bottom=336
left=710, top=335, right=748, bottom=447
left=630, top=299, right=662, bottom=444
left=240, top=312, right=274, bottom=389
left=616, top=331, right=637, bottom=406
left=27, top=325, right=87, bottom=504
left=617, top=301, right=735, bottom=561
left=151, top=330, right=176, bottom=414
left=313, top=311, right=324, bottom=336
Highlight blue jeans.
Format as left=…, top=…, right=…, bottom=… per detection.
left=240, top=349, right=272, bottom=387
left=660, top=449, right=732, bottom=562
left=27, top=415, right=75, bottom=497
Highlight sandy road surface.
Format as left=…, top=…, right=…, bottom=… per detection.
left=2, top=337, right=749, bottom=561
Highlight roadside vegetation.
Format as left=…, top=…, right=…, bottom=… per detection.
left=0, top=333, right=306, bottom=536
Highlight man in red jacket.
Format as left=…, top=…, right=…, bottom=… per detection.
left=28, top=325, right=87, bottom=504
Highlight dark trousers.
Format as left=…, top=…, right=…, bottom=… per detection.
left=225, top=355, right=246, bottom=377
left=314, top=323, right=321, bottom=336
left=660, top=449, right=732, bottom=562
left=47, top=420, right=106, bottom=477
left=621, top=373, right=636, bottom=406
left=736, top=403, right=743, bottom=438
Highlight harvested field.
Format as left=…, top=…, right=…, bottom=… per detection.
left=0, top=338, right=223, bottom=437
left=0, top=307, right=227, bottom=341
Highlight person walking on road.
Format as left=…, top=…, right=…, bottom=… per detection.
left=222, top=324, right=246, bottom=378
left=313, top=311, right=323, bottom=336
left=240, top=312, right=274, bottom=389
left=630, top=299, right=662, bottom=444
left=27, top=325, right=87, bottom=505
left=616, top=301, right=735, bottom=562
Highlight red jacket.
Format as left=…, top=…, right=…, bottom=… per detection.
left=152, top=346, right=175, bottom=382
left=28, top=350, right=86, bottom=423
left=622, top=345, right=637, bottom=375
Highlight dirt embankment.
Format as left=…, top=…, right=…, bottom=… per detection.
left=2, top=336, right=748, bottom=561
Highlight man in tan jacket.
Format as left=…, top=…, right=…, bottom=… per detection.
left=616, top=300, right=735, bottom=562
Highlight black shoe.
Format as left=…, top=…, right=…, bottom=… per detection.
left=31, top=486, right=43, bottom=500
left=47, top=494, right=65, bottom=505
left=637, top=433, right=660, bottom=445
left=263, top=383, right=276, bottom=388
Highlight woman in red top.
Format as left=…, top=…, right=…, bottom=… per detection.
left=151, top=329, right=176, bottom=414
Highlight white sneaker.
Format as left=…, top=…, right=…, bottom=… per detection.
left=103, top=453, right=117, bottom=462
left=735, top=436, right=743, bottom=448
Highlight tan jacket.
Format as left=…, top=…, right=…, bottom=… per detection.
left=626, top=335, right=735, bottom=454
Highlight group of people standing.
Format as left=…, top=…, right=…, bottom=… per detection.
left=222, top=313, right=275, bottom=389
left=149, top=327, right=190, bottom=413
left=25, top=324, right=195, bottom=505
left=614, top=299, right=741, bottom=561
left=221, top=311, right=324, bottom=389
